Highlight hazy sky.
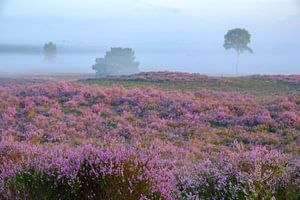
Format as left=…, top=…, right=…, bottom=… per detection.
left=0, top=0, right=299, bottom=45
left=1, top=0, right=299, bottom=19
left=0, top=0, right=299, bottom=74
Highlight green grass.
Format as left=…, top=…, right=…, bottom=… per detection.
left=80, top=77, right=300, bottom=96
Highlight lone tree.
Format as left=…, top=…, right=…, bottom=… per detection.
left=43, top=42, right=57, bottom=61
left=92, top=47, right=139, bottom=76
left=223, top=28, right=253, bottom=74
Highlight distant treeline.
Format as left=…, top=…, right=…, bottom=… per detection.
left=0, top=44, right=42, bottom=54
left=0, top=44, right=104, bottom=54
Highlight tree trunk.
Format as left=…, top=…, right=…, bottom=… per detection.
left=235, top=51, right=240, bottom=75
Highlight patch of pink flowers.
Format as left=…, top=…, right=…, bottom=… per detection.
left=0, top=142, right=174, bottom=199
left=0, top=78, right=299, bottom=199
left=0, top=82, right=299, bottom=144
left=103, top=71, right=221, bottom=82
left=176, top=144, right=297, bottom=199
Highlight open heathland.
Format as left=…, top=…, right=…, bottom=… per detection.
left=0, top=72, right=299, bottom=199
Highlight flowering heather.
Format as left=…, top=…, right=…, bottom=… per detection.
left=0, top=74, right=299, bottom=199
left=253, top=75, right=300, bottom=86
left=100, top=71, right=222, bottom=83
left=0, top=82, right=299, bottom=150
left=0, top=142, right=173, bottom=199
left=176, top=145, right=298, bottom=199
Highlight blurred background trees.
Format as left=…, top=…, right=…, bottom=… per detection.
left=92, top=47, right=139, bottom=76
left=43, top=42, right=57, bottom=61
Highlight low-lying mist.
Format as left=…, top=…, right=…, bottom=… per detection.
left=0, top=0, right=299, bottom=75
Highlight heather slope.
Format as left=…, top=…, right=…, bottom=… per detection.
left=82, top=72, right=300, bottom=96
left=0, top=72, right=299, bottom=199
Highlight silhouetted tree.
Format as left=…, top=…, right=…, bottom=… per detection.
left=92, top=47, right=139, bottom=76
left=223, top=28, right=253, bottom=74
left=43, top=42, right=57, bottom=61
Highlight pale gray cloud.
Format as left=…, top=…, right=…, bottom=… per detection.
left=0, top=0, right=181, bottom=20
left=0, top=0, right=299, bottom=44
left=1, top=0, right=298, bottom=20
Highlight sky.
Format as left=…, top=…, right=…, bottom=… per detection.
left=1, top=0, right=299, bottom=19
left=0, top=0, right=299, bottom=74
left=0, top=0, right=299, bottom=45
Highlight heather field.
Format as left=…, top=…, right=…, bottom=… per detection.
left=0, top=72, right=300, bottom=199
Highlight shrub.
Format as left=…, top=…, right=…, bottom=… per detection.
left=176, top=145, right=298, bottom=200
left=92, top=47, right=139, bottom=77
left=0, top=144, right=172, bottom=200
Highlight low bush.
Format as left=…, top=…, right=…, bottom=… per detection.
left=0, top=144, right=172, bottom=200
left=176, top=145, right=299, bottom=200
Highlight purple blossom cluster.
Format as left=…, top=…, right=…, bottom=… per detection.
left=176, top=145, right=299, bottom=199
left=0, top=142, right=173, bottom=199
left=102, top=71, right=221, bottom=83
left=1, top=142, right=298, bottom=199
left=0, top=82, right=299, bottom=147
left=0, top=77, right=299, bottom=199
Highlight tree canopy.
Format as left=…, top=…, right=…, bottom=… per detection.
left=92, top=47, right=139, bottom=76
left=223, top=28, right=253, bottom=54
left=223, top=28, right=253, bottom=74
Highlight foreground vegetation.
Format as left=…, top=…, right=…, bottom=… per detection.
left=0, top=72, right=299, bottom=199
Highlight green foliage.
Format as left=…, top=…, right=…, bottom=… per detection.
left=4, top=161, right=159, bottom=200
left=63, top=107, right=83, bottom=115
left=223, top=28, right=253, bottom=54
left=81, top=77, right=300, bottom=97
left=5, top=169, right=74, bottom=200
left=92, top=47, right=140, bottom=77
